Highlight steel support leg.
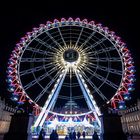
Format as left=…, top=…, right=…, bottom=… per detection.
left=33, top=69, right=67, bottom=128
left=75, top=69, right=101, bottom=127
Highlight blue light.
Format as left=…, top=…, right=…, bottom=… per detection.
left=8, top=86, right=15, bottom=92
left=118, top=101, right=126, bottom=110
left=7, top=78, right=12, bottom=83
left=75, top=19, right=80, bottom=25
left=8, top=60, right=14, bottom=65
left=61, top=18, right=66, bottom=25
left=11, top=96, right=18, bottom=101
left=17, top=101, right=24, bottom=105
left=123, top=93, right=131, bottom=101
left=11, top=94, right=19, bottom=101
left=128, top=87, right=135, bottom=91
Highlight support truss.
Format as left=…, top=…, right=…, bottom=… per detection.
left=75, top=69, right=101, bottom=127
left=33, top=69, right=67, bottom=128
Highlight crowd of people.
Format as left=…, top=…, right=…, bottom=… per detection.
left=38, top=128, right=99, bottom=140
left=64, top=131, right=86, bottom=140
left=50, top=130, right=59, bottom=140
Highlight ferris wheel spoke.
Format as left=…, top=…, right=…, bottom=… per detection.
left=75, top=27, right=84, bottom=47
left=45, top=31, right=63, bottom=49
left=79, top=69, right=109, bottom=101
left=58, top=27, right=67, bottom=47
left=35, top=37, right=58, bottom=52
left=19, top=63, right=55, bottom=76
left=52, top=62, right=63, bottom=68
left=80, top=31, right=96, bottom=49
left=21, top=57, right=53, bottom=63
left=89, top=57, right=121, bottom=62
left=23, top=65, right=61, bottom=90
left=81, top=66, right=118, bottom=89
left=93, top=46, right=116, bottom=55
left=34, top=68, right=63, bottom=103
left=88, top=63, right=122, bottom=75
left=81, top=66, right=94, bottom=75
left=26, top=47, right=48, bottom=55
left=83, top=37, right=107, bottom=52
left=93, top=72, right=118, bottom=90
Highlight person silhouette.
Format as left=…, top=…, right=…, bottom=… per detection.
left=92, top=131, right=99, bottom=140
left=82, top=131, right=86, bottom=139
left=54, top=130, right=59, bottom=140
left=72, top=131, right=76, bottom=140
left=38, top=128, right=45, bottom=140
left=50, top=130, right=55, bottom=140
left=77, top=131, right=81, bottom=139
left=65, top=135, right=69, bottom=140
left=69, top=132, right=73, bottom=140
left=50, top=130, right=59, bottom=140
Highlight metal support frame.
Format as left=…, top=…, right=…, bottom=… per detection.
left=33, top=69, right=67, bottom=128
left=75, top=69, right=101, bottom=127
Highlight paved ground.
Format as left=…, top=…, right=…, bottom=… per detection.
left=32, top=136, right=140, bottom=140
left=0, top=135, right=3, bottom=140
left=1, top=134, right=140, bottom=140
left=33, top=135, right=140, bottom=140
left=32, top=135, right=92, bottom=139
left=131, top=135, right=140, bottom=140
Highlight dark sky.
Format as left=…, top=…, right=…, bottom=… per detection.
left=0, top=1, right=139, bottom=106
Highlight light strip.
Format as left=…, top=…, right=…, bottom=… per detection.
left=33, top=69, right=67, bottom=127
left=75, top=69, right=101, bottom=127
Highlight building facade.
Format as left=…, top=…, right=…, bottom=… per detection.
left=0, top=98, right=16, bottom=136
left=119, top=100, right=140, bottom=135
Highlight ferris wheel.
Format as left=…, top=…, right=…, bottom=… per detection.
left=7, top=17, right=135, bottom=128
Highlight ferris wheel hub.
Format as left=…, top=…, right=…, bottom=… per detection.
left=63, top=49, right=79, bottom=63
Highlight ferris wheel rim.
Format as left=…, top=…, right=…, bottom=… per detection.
left=7, top=17, right=135, bottom=113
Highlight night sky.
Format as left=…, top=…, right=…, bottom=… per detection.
left=0, top=1, right=139, bottom=107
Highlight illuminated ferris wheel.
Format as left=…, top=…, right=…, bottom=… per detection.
left=7, top=17, right=135, bottom=128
